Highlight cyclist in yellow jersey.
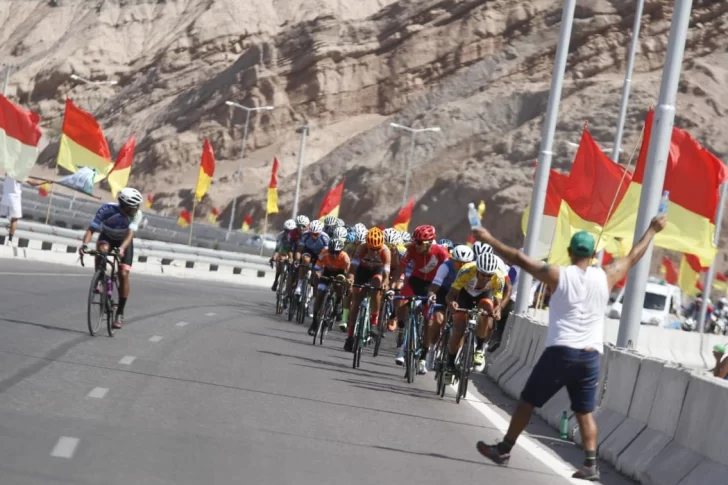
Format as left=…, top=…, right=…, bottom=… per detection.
left=339, top=224, right=368, bottom=331
left=445, top=252, right=505, bottom=378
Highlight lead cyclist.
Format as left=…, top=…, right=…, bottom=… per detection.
left=79, top=188, right=143, bottom=330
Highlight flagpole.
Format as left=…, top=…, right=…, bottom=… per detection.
left=260, top=212, right=269, bottom=256
left=188, top=200, right=197, bottom=246
left=697, top=181, right=728, bottom=340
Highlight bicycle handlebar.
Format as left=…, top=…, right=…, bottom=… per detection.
left=79, top=248, right=119, bottom=267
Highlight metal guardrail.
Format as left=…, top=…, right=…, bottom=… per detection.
left=0, top=220, right=272, bottom=271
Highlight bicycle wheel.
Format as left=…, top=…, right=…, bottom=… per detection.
left=352, top=311, right=363, bottom=369
left=356, top=299, right=369, bottom=368
left=106, top=274, right=119, bottom=338
left=372, top=296, right=388, bottom=358
left=275, top=270, right=287, bottom=315
left=436, top=326, right=451, bottom=398
left=287, top=289, right=296, bottom=321
left=456, top=332, right=472, bottom=403
left=319, top=292, right=335, bottom=345
left=313, top=291, right=328, bottom=346
left=87, top=271, right=105, bottom=336
left=407, top=318, right=417, bottom=383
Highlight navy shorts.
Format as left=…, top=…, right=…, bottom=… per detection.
left=521, top=346, right=600, bottom=414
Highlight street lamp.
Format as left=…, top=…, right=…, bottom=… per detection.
left=389, top=122, right=441, bottom=207
left=292, top=123, right=311, bottom=219
left=224, top=100, right=275, bottom=237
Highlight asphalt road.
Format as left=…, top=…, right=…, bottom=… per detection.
left=0, top=259, right=634, bottom=485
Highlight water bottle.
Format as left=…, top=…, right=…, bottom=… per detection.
left=658, top=190, right=670, bottom=216
left=714, top=343, right=726, bottom=354
left=467, top=202, right=481, bottom=228
left=559, top=411, right=569, bottom=440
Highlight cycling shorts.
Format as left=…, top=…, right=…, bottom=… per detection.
left=97, top=233, right=134, bottom=271
left=354, top=265, right=383, bottom=286
left=401, top=275, right=429, bottom=298
left=456, top=288, right=492, bottom=310
left=317, top=268, right=347, bottom=291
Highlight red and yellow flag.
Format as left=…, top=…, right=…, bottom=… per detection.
left=659, top=256, right=679, bottom=285
left=38, top=182, right=51, bottom=197
left=177, top=209, right=192, bottom=228
left=318, top=179, right=345, bottom=220
left=106, top=134, right=136, bottom=199
left=242, top=214, right=253, bottom=232
left=194, top=138, right=215, bottom=202
left=267, top=157, right=280, bottom=214
left=145, top=193, right=153, bottom=209
left=0, top=93, right=42, bottom=180
left=604, top=109, right=728, bottom=265
left=56, top=98, right=112, bottom=183
left=713, top=272, right=728, bottom=293
left=678, top=254, right=705, bottom=297
left=393, top=197, right=415, bottom=233
left=207, top=207, right=220, bottom=224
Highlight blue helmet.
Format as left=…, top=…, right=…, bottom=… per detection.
left=346, top=229, right=357, bottom=243
left=438, top=238, right=454, bottom=251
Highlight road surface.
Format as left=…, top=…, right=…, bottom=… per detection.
left=0, top=259, right=632, bottom=484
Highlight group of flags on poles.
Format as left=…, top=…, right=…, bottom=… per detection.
left=523, top=110, right=728, bottom=296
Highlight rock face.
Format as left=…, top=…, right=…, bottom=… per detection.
left=2, top=0, right=728, bottom=270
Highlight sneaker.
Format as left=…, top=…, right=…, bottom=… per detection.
left=425, top=349, right=435, bottom=371
left=112, top=314, right=124, bottom=329
left=338, top=321, right=348, bottom=332
left=475, top=441, right=510, bottom=465
left=572, top=465, right=600, bottom=481
left=271, top=281, right=278, bottom=292
left=344, top=336, right=354, bottom=352
left=308, top=321, right=317, bottom=336
left=395, top=346, right=405, bottom=366
left=416, top=359, right=427, bottom=375
left=443, top=367, right=456, bottom=385
left=473, top=350, right=485, bottom=367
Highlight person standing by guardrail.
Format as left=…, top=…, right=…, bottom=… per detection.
left=1, top=175, right=23, bottom=243
left=472, top=215, right=667, bottom=481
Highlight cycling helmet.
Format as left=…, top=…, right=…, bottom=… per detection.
left=329, top=237, right=345, bottom=253
left=401, top=231, right=412, bottom=244
left=451, top=245, right=474, bottom=263
left=476, top=252, right=498, bottom=275
left=332, top=226, right=348, bottom=240
left=283, top=219, right=296, bottom=231
left=383, top=228, right=402, bottom=245
left=309, top=220, right=324, bottom=234
left=438, top=238, right=454, bottom=251
left=335, top=218, right=346, bottom=227
left=366, top=227, right=384, bottom=249
left=323, top=215, right=338, bottom=227
left=118, top=187, right=143, bottom=208
left=413, top=224, right=436, bottom=242
left=295, top=215, right=310, bottom=227
left=355, top=226, right=368, bottom=242
left=472, top=241, right=493, bottom=257
left=346, top=231, right=356, bottom=243
left=353, top=222, right=367, bottom=233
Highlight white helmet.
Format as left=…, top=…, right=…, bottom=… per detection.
left=476, top=252, right=498, bottom=275
left=309, top=220, right=324, bottom=234
left=333, top=226, right=348, bottom=239
left=401, top=231, right=412, bottom=244
left=383, top=228, right=402, bottom=245
left=353, top=222, right=367, bottom=233
left=451, top=245, right=474, bottom=263
left=355, top=226, right=368, bottom=242
left=472, top=241, right=493, bottom=257
left=118, top=187, right=143, bottom=208
left=323, top=215, right=338, bottom=227
left=283, top=219, right=296, bottom=231
left=295, top=215, right=310, bottom=227
left=335, top=218, right=346, bottom=227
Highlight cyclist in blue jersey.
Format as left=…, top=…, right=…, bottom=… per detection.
left=79, top=188, right=143, bottom=330
left=270, top=219, right=297, bottom=292
left=293, top=219, right=330, bottom=296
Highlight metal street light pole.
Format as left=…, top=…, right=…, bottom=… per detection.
left=292, top=124, right=310, bottom=219
left=616, top=0, right=693, bottom=349
left=389, top=122, right=441, bottom=207
left=224, top=101, right=274, bottom=238
left=514, top=0, right=577, bottom=316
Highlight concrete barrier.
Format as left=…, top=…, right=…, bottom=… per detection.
left=487, top=314, right=529, bottom=382
left=502, top=322, right=546, bottom=398
left=497, top=319, right=537, bottom=395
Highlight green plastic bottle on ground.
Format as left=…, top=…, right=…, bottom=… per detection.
left=559, top=411, right=568, bottom=440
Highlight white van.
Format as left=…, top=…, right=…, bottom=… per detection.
left=607, top=278, right=682, bottom=327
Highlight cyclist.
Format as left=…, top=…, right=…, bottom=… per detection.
left=308, top=237, right=350, bottom=336
left=474, top=242, right=513, bottom=351
left=443, top=251, right=505, bottom=381
left=401, top=231, right=412, bottom=245
left=270, top=219, right=297, bottom=291
left=323, top=215, right=339, bottom=238
left=79, top=188, right=143, bottom=330
left=344, top=227, right=391, bottom=352
left=285, top=215, right=310, bottom=297
left=426, top=244, right=474, bottom=369
left=340, top=224, right=367, bottom=330
left=395, top=224, right=449, bottom=372
left=293, top=219, right=330, bottom=296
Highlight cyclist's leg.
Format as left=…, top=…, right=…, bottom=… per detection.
left=427, top=286, right=449, bottom=368
left=489, top=298, right=513, bottom=352
left=474, top=295, right=494, bottom=367
left=114, top=241, right=134, bottom=328
left=368, top=271, right=384, bottom=332
left=272, top=252, right=283, bottom=290
left=407, top=277, right=431, bottom=373
left=94, top=236, right=111, bottom=272
left=295, top=253, right=312, bottom=294
left=308, top=269, right=329, bottom=334
left=446, top=290, right=475, bottom=375
left=387, top=276, right=404, bottom=331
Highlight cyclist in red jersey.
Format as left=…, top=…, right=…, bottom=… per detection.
left=395, top=224, right=449, bottom=373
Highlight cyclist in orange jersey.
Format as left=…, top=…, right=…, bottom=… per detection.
left=308, top=238, right=351, bottom=336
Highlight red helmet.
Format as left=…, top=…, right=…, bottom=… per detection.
left=413, top=224, right=436, bottom=242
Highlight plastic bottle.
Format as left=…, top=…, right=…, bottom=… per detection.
left=559, top=411, right=569, bottom=440
left=467, top=202, right=481, bottom=228
left=714, top=343, right=726, bottom=354
left=658, top=190, right=670, bottom=216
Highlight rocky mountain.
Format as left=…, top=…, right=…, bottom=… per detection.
left=2, top=0, right=728, bottom=270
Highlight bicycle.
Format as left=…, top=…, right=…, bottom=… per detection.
left=391, top=295, right=432, bottom=383
left=296, top=264, right=314, bottom=325
left=373, top=288, right=399, bottom=358
left=432, top=310, right=453, bottom=398
left=275, top=259, right=290, bottom=315
left=452, top=307, right=489, bottom=403
left=312, top=275, right=347, bottom=346
left=286, top=263, right=298, bottom=322
left=80, top=248, right=121, bottom=338
left=350, top=283, right=386, bottom=369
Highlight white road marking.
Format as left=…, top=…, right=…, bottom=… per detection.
left=50, top=437, right=79, bottom=459
left=149, top=335, right=163, bottom=343
left=453, top=382, right=583, bottom=483
left=175, top=321, right=189, bottom=327
left=118, top=355, right=136, bottom=365
left=205, top=312, right=217, bottom=316
left=87, top=387, right=108, bottom=399
left=0, top=272, right=87, bottom=277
